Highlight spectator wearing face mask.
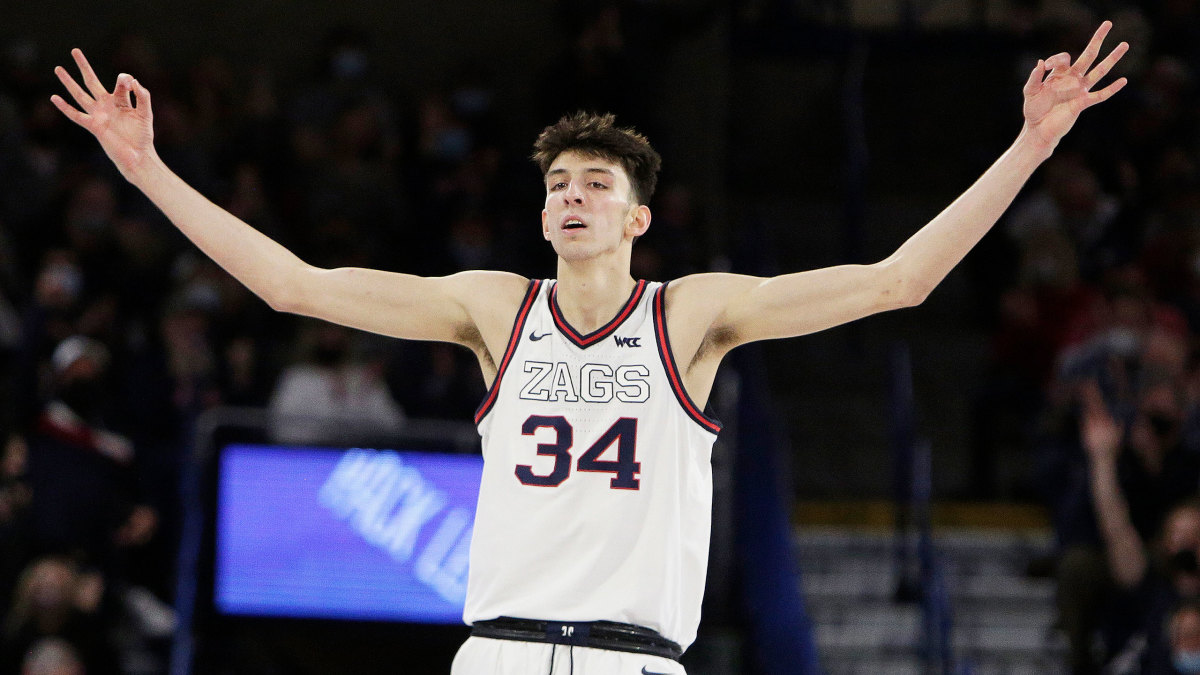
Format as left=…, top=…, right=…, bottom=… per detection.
left=24, top=336, right=157, bottom=571
left=1069, top=379, right=1200, bottom=673
left=1117, top=373, right=1200, bottom=540
left=1145, top=599, right=1200, bottom=674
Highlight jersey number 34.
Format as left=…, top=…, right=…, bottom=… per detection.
left=515, top=415, right=640, bottom=490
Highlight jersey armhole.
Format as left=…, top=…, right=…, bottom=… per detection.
left=652, top=283, right=722, bottom=435
left=474, top=279, right=542, bottom=425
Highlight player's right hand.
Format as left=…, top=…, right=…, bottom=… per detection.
left=51, top=48, right=157, bottom=181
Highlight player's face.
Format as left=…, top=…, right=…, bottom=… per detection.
left=541, top=151, right=649, bottom=262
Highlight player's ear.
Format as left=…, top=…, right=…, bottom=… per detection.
left=627, top=204, right=651, bottom=239
left=541, top=209, right=551, bottom=241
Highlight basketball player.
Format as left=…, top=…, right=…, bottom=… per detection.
left=51, top=21, right=1128, bottom=674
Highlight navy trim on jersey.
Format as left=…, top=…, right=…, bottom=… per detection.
left=549, top=279, right=648, bottom=349
left=652, top=283, right=722, bottom=435
left=475, top=279, right=543, bottom=425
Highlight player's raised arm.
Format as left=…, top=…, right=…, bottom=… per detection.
left=671, top=21, right=1128, bottom=357
left=50, top=49, right=526, bottom=355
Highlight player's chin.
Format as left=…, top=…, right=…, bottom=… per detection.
left=550, top=241, right=597, bottom=262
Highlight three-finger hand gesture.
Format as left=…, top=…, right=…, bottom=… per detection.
left=51, top=49, right=156, bottom=180
left=1022, top=21, right=1129, bottom=149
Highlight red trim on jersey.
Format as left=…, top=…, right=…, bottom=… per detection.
left=549, top=279, right=648, bottom=349
left=652, top=284, right=722, bottom=435
left=475, top=279, right=543, bottom=425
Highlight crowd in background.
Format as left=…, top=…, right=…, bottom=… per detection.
left=0, top=0, right=1199, bottom=673
left=0, top=4, right=716, bottom=672
left=960, top=1, right=1200, bottom=672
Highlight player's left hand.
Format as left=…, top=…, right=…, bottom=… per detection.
left=1022, top=20, right=1129, bottom=149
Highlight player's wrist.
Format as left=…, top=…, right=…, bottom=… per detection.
left=1013, top=124, right=1058, bottom=165
left=123, top=147, right=167, bottom=189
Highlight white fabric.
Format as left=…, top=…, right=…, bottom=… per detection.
left=268, top=363, right=406, bottom=444
left=467, top=280, right=718, bottom=650
left=451, top=636, right=686, bottom=675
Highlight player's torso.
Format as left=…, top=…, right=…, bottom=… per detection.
left=466, top=279, right=720, bottom=649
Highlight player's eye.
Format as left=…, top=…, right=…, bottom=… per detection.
left=589, top=182, right=607, bottom=189
left=549, top=182, right=566, bottom=191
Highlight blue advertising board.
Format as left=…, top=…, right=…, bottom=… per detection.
left=213, top=444, right=483, bottom=624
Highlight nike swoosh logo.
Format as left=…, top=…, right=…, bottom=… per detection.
left=529, top=331, right=551, bottom=341
left=642, top=667, right=670, bottom=675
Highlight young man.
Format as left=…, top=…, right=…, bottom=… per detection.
left=52, top=21, right=1128, bottom=674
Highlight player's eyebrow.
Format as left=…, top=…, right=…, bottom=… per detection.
left=546, top=167, right=616, bottom=180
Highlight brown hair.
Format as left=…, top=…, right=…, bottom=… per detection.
left=531, top=112, right=662, bottom=205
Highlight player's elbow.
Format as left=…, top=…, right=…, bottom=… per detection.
left=877, top=267, right=934, bottom=311
left=261, top=267, right=311, bottom=315
left=899, top=276, right=935, bottom=308
left=263, top=286, right=297, bottom=314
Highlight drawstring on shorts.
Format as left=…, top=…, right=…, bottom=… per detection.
left=545, top=644, right=575, bottom=675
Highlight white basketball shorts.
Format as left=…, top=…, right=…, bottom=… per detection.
left=451, top=636, right=687, bottom=675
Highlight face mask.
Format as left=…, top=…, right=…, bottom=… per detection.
left=41, top=262, right=82, bottom=300
left=1149, top=413, right=1180, bottom=440
left=1031, top=257, right=1062, bottom=283
left=69, top=212, right=110, bottom=232
left=432, top=128, right=471, bottom=163
left=1106, top=327, right=1142, bottom=358
left=1169, top=550, right=1199, bottom=575
left=331, top=49, right=367, bottom=80
left=1174, top=650, right=1200, bottom=673
left=312, top=344, right=345, bottom=368
left=59, top=378, right=105, bottom=420
left=452, top=87, right=492, bottom=116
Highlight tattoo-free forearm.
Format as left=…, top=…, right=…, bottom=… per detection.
left=1088, top=457, right=1147, bottom=589
left=883, top=126, right=1054, bottom=303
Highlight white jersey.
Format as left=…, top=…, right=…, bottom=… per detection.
left=465, top=279, right=721, bottom=650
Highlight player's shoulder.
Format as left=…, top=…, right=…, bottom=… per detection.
left=441, top=271, right=536, bottom=358
left=443, top=270, right=534, bottom=307
left=660, top=272, right=769, bottom=356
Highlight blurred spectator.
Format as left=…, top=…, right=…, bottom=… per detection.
left=537, top=1, right=657, bottom=134
left=0, top=434, right=31, bottom=617
left=60, top=177, right=120, bottom=294
left=626, top=182, right=712, bottom=283
left=1006, top=152, right=1130, bottom=283
left=268, top=324, right=406, bottom=444
left=390, top=342, right=486, bottom=421
left=446, top=210, right=498, bottom=271
left=1163, top=599, right=1200, bottom=674
left=1, top=556, right=117, bottom=675
left=157, top=282, right=223, bottom=416
left=1059, top=381, right=1200, bottom=673
left=217, top=334, right=275, bottom=407
left=21, top=636, right=84, bottom=675
left=24, top=336, right=157, bottom=572
left=21, top=251, right=83, bottom=369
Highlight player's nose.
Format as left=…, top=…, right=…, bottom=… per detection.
left=563, top=180, right=585, bottom=204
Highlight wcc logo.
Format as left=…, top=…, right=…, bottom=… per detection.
left=613, top=335, right=641, bottom=348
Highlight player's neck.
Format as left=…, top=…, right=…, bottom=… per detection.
left=554, top=258, right=637, bottom=335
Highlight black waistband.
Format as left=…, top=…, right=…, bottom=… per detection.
left=470, top=617, right=683, bottom=662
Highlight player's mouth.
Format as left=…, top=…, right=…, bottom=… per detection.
left=562, top=217, right=588, bottom=231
